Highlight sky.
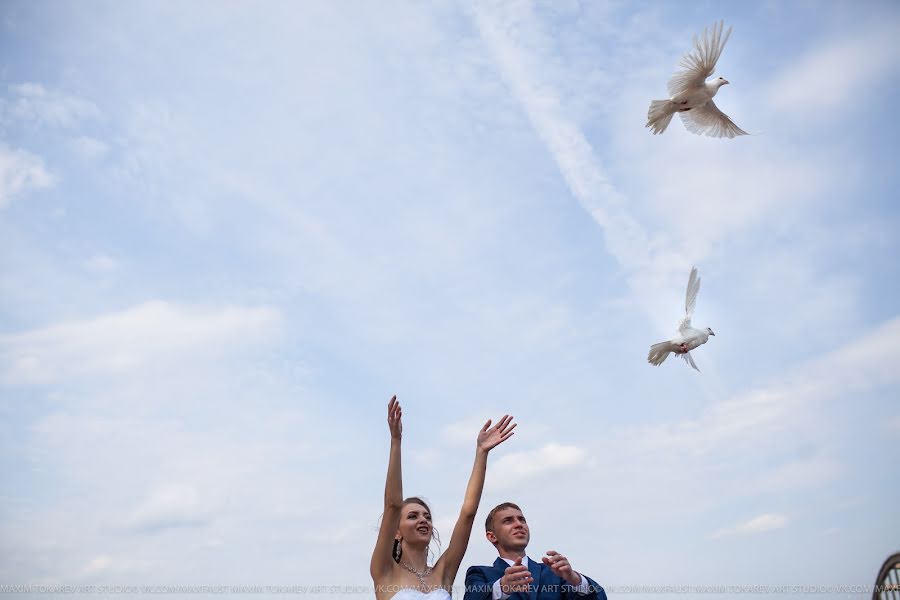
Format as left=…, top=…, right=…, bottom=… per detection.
left=2, top=1, right=900, bottom=599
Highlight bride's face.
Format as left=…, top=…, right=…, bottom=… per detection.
left=396, top=502, right=433, bottom=547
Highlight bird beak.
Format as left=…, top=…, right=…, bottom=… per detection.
left=710, top=331, right=716, bottom=336
left=722, top=79, right=729, bottom=85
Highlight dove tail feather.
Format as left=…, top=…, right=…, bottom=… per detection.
left=648, top=341, right=673, bottom=366
left=646, top=100, right=674, bottom=134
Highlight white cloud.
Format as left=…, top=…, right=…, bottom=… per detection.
left=70, top=136, right=109, bottom=159
left=583, top=315, right=900, bottom=525
left=490, top=443, right=587, bottom=488
left=0, top=301, right=283, bottom=384
left=766, top=20, right=900, bottom=120
left=618, top=315, right=900, bottom=458
left=441, top=416, right=493, bottom=445
left=626, top=138, right=832, bottom=251
left=5, top=82, right=100, bottom=128
left=80, top=555, right=151, bottom=577
left=410, top=447, right=442, bottom=468
left=83, top=253, right=119, bottom=273
left=15, top=401, right=325, bottom=582
left=306, top=523, right=374, bottom=546
left=127, top=484, right=209, bottom=533
left=464, top=3, right=721, bottom=365
left=712, top=513, right=788, bottom=538
left=464, top=4, right=892, bottom=370
left=0, top=143, right=55, bottom=208
left=466, top=0, right=653, bottom=276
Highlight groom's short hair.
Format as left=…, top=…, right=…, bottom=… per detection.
left=485, top=501, right=522, bottom=532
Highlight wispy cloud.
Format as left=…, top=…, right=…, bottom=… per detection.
left=70, top=136, right=109, bottom=160
left=712, top=513, right=788, bottom=538
left=766, top=18, right=900, bottom=120
left=0, top=143, right=55, bottom=208
left=463, top=0, right=765, bottom=339
left=490, top=443, right=587, bottom=488
left=82, top=253, right=119, bottom=273
left=4, top=83, right=100, bottom=128
left=127, top=483, right=210, bottom=533
left=442, top=416, right=493, bottom=445
left=584, top=315, right=900, bottom=524
left=617, top=315, right=900, bottom=456
left=465, top=0, right=655, bottom=276
left=0, top=301, right=282, bottom=384
left=79, top=555, right=152, bottom=578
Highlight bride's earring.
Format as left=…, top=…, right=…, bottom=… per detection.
left=393, top=538, right=402, bottom=562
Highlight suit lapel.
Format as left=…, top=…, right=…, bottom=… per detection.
left=527, top=558, right=542, bottom=600
left=492, top=556, right=513, bottom=596
left=493, top=556, right=509, bottom=576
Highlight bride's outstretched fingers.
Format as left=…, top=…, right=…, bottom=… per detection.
left=477, top=414, right=516, bottom=451
left=387, top=395, right=402, bottom=439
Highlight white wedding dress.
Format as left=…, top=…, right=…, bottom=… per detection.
left=390, top=588, right=452, bottom=600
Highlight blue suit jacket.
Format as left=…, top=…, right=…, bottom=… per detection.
left=464, top=557, right=606, bottom=600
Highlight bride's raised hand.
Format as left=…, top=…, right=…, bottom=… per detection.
left=387, top=395, right=402, bottom=439
left=477, top=415, right=516, bottom=452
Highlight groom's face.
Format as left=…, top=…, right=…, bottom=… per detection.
left=487, top=507, right=530, bottom=553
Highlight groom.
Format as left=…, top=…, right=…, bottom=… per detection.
left=463, top=502, right=606, bottom=600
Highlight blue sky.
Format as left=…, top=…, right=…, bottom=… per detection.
left=2, top=1, right=899, bottom=598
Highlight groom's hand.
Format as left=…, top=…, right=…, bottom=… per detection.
left=542, top=551, right=581, bottom=587
left=500, top=557, right=533, bottom=594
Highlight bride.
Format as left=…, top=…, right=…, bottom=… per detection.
left=370, top=396, right=516, bottom=600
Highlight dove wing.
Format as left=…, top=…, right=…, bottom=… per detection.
left=667, top=20, right=731, bottom=97
left=680, top=99, right=748, bottom=138
left=681, top=352, right=701, bottom=372
left=679, top=266, right=701, bottom=332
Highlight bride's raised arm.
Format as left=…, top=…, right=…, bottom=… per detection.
left=436, top=415, right=516, bottom=587
left=370, top=396, right=404, bottom=581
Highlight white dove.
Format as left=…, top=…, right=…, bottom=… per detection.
left=646, top=20, right=748, bottom=138
left=647, top=266, right=715, bottom=372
